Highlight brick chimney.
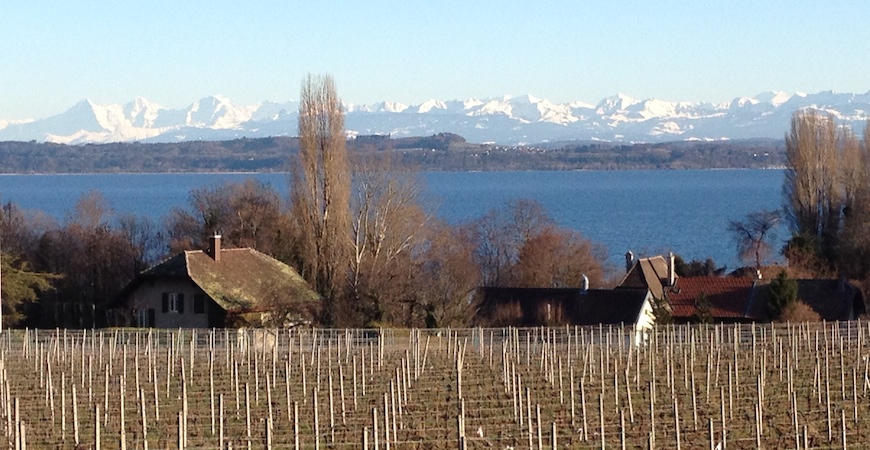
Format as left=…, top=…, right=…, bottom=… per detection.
left=208, top=234, right=221, bottom=261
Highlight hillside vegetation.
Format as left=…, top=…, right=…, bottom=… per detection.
left=0, top=135, right=784, bottom=173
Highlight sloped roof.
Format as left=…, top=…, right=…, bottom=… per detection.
left=617, top=255, right=675, bottom=300
left=668, top=276, right=760, bottom=320
left=479, top=287, right=650, bottom=326
left=793, top=279, right=865, bottom=321
left=131, top=248, right=319, bottom=312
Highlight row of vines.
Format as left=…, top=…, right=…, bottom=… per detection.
left=0, top=322, right=868, bottom=448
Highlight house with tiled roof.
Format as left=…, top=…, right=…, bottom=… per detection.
left=663, top=274, right=865, bottom=323
left=116, top=235, right=320, bottom=328
left=667, top=276, right=765, bottom=323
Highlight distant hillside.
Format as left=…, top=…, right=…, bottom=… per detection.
left=0, top=135, right=785, bottom=174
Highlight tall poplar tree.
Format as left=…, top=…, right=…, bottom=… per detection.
left=290, top=74, right=351, bottom=325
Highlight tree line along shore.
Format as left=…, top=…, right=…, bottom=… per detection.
left=0, top=134, right=784, bottom=174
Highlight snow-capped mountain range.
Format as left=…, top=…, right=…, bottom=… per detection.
left=1, top=91, right=868, bottom=145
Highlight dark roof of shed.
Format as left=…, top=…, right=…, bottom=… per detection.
left=793, top=279, right=865, bottom=321
left=480, top=287, right=650, bottom=326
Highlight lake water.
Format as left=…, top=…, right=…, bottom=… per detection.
left=0, top=170, right=786, bottom=270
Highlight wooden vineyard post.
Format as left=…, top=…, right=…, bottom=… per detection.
left=599, top=394, right=604, bottom=450
left=708, top=418, right=714, bottom=450
left=649, top=381, right=655, bottom=446
left=372, top=408, right=379, bottom=450
left=383, top=392, right=390, bottom=450
left=551, top=421, right=557, bottom=450
left=314, top=389, right=320, bottom=450
left=569, top=367, right=576, bottom=427
left=210, top=352, right=216, bottom=435
left=294, top=401, right=300, bottom=450
left=840, top=408, right=848, bottom=450
left=528, top=388, right=534, bottom=450
left=95, top=404, right=101, bottom=450
left=72, top=384, right=79, bottom=446
left=265, top=416, right=273, bottom=450
left=328, top=369, right=335, bottom=443
left=581, top=378, right=588, bottom=441
left=246, top=383, right=252, bottom=450
left=177, top=411, right=183, bottom=450
left=139, top=387, right=149, bottom=450
left=61, top=374, right=66, bottom=440
left=266, top=373, right=274, bottom=437
left=14, top=397, right=19, bottom=450
left=119, top=376, right=126, bottom=450
left=674, top=396, right=681, bottom=450
left=219, top=394, right=225, bottom=450
left=352, top=356, right=358, bottom=412
left=620, top=409, right=626, bottom=450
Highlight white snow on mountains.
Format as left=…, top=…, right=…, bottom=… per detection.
left=1, top=91, right=868, bottom=145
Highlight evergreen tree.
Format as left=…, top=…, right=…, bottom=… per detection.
left=767, top=270, right=798, bottom=319
left=694, top=292, right=713, bottom=324
left=1, top=253, right=57, bottom=327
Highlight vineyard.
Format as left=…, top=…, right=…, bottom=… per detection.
left=0, top=322, right=869, bottom=449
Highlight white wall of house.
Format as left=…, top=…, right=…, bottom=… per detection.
left=127, top=279, right=212, bottom=328
left=633, top=291, right=656, bottom=345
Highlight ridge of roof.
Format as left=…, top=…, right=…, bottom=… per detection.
left=184, top=247, right=319, bottom=312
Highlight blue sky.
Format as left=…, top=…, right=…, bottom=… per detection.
left=2, top=1, right=869, bottom=119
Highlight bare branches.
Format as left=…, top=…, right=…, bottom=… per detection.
left=290, top=74, right=352, bottom=325
left=468, top=199, right=606, bottom=289
left=727, top=209, right=781, bottom=272
left=783, top=112, right=870, bottom=275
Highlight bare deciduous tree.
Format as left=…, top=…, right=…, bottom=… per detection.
left=512, top=226, right=607, bottom=288
left=415, top=222, right=480, bottom=328
left=289, top=74, right=352, bottom=325
left=783, top=111, right=870, bottom=275
left=783, top=111, right=840, bottom=247
left=728, top=209, right=781, bottom=272
left=467, top=199, right=555, bottom=286
left=468, top=199, right=606, bottom=289
left=166, top=180, right=290, bottom=256
left=348, top=154, right=430, bottom=325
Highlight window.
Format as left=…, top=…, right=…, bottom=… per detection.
left=169, top=293, right=180, bottom=312
left=194, top=294, right=206, bottom=314
left=137, top=308, right=155, bottom=327
left=162, top=293, right=185, bottom=314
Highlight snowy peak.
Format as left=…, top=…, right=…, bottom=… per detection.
left=626, top=99, right=680, bottom=119
left=125, top=97, right=163, bottom=128
left=754, top=91, right=792, bottom=107
left=185, top=95, right=254, bottom=128
left=2, top=90, right=869, bottom=145
left=730, top=97, right=760, bottom=109
left=416, top=99, right=447, bottom=113
left=596, top=93, right=639, bottom=114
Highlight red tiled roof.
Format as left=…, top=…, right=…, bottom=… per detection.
left=668, top=277, right=760, bottom=319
